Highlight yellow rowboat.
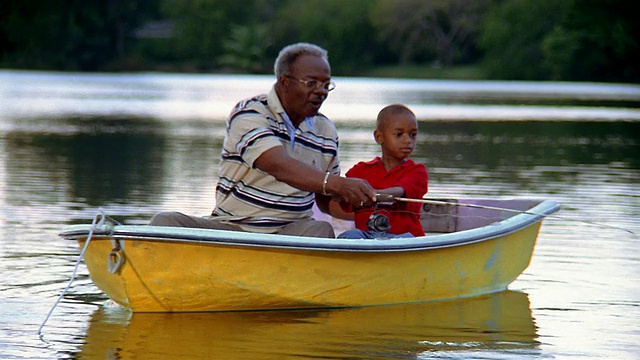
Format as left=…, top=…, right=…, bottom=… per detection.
left=59, top=198, right=559, bottom=312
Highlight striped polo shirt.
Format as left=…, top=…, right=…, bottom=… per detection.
left=213, top=86, right=341, bottom=233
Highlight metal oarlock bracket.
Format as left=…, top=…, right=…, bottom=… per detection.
left=107, top=238, right=124, bottom=274
left=107, top=238, right=125, bottom=274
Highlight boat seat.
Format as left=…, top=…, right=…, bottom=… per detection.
left=420, top=199, right=458, bottom=233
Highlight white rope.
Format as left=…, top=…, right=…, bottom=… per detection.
left=38, top=209, right=107, bottom=343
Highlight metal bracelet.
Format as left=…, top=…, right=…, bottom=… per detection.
left=322, top=171, right=331, bottom=195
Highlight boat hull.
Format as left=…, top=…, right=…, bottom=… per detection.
left=62, top=198, right=558, bottom=312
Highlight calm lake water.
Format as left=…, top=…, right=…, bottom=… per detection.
left=1, top=70, right=639, bottom=359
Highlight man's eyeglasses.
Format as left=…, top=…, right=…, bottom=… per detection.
left=287, top=76, right=336, bottom=92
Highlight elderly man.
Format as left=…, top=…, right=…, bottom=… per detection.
left=151, top=43, right=376, bottom=237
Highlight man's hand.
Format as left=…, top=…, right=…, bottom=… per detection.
left=325, top=175, right=376, bottom=207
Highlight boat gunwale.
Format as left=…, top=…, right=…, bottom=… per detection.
left=59, top=199, right=559, bottom=252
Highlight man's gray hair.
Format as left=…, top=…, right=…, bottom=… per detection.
left=274, top=43, right=329, bottom=78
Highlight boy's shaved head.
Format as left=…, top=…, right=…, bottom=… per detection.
left=377, top=104, right=416, bottom=130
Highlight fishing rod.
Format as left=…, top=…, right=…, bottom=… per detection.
left=377, top=195, right=637, bottom=237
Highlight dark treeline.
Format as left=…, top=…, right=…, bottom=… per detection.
left=1, top=0, right=637, bottom=82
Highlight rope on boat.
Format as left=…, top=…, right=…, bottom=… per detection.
left=38, top=209, right=118, bottom=343
left=391, top=196, right=637, bottom=236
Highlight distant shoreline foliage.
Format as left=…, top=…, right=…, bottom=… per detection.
left=1, top=0, right=637, bottom=82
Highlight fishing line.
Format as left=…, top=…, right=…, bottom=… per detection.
left=390, top=196, right=637, bottom=237
left=355, top=201, right=513, bottom=230
left=357, top=200, right=514, bottom=222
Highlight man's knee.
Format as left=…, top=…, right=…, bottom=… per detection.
left=312, top=221, right=336, bottom=238
left=281, top=219, right=335, bottom=238
left=149, top=212, right=187, bottom=226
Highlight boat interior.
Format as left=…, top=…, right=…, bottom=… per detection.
left=419, top=198, right=543, bottom=233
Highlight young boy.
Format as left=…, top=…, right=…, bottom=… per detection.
left=336, top=104, right=428, bottom=239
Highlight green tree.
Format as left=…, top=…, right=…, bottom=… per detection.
left=542, top=0, right=639, bottom=82
left=160, top=0, right=232, bottom=69
left=480, top=0, right=638, bottom=82
left=160, top=0, right=279, bottom=70
left=270, top=0, right=379, bottom=74
left=218, top=24, right=271, bottom=73
left=1, top=0, right=158, bottom=70
left=371, top=0, right=493, bottom=67
left=480, top=0, right=568, bottom=80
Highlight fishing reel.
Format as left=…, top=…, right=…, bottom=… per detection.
left=366, top=212, right=390, bottom=232
left=366, top=200, right=391, bottom=232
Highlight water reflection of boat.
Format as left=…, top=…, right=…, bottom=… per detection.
left=76, top=291, right=538, bottom=358
left=60, top=198, right=558, bottom=312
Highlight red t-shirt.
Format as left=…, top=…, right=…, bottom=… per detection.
left=341, top=157, right=428, bottom=236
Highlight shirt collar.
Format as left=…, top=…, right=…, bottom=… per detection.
left=268, top=86, right=314, bottom=149
left=367, top=156, right=412, bottom=170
